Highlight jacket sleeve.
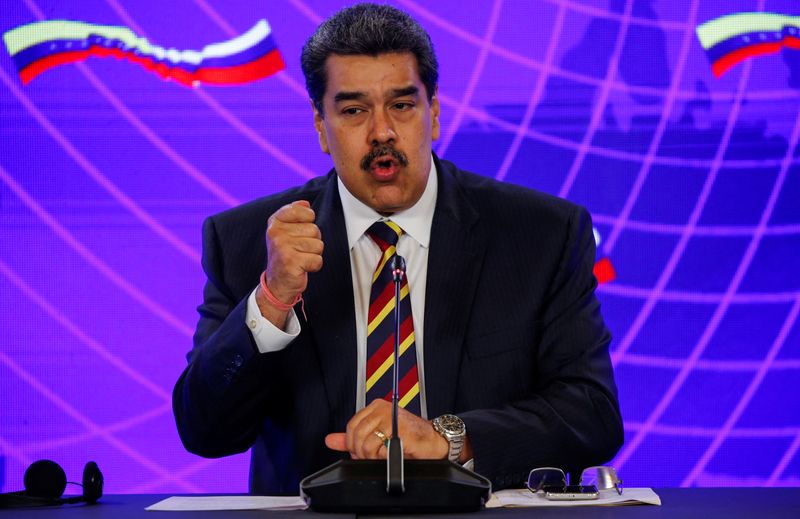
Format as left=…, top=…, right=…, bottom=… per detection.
left=172, top=215, right=288, bottom=458
left=460, top=206, right=623, bottom=489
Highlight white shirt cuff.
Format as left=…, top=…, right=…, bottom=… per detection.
left=246, top=288, right=301, bottom=353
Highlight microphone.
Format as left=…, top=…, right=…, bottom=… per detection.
left=300, top=255, right=491, bottom=512
left=386, top=255, right=406, bottom=495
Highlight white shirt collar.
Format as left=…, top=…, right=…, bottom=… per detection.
left=337, top=156, right=438, bottom=249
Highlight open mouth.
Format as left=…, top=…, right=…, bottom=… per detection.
left=370, top=155, right=400, bottom=180
left=361, top=146, right=409, bottom=181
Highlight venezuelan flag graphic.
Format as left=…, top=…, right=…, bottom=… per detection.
left=592, top=227, right=616, bottom=285
left=2, top=19, right=284, bottom=86
left=696, top=12, right=800, bottom=78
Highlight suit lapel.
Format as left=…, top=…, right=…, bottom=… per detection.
left=423, top=157, right=486, bottom=417
left=303, top=173, right=358, bottom=431
left=300, top=162, right=487, bottom=423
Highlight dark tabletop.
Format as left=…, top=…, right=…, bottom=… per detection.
left=2, top=489, right=799, bottom=518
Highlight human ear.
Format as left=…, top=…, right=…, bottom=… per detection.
left=430, top=88, right=441, bottom=141
left=311, top=99, right=330, bottom=154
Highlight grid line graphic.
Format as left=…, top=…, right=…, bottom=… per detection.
left=495, top=3, right=567, bottom=182
left=623, top=422, right=800, bottom=438
left=435, top=0, right=503, bottom=158
left=601, top=0, right=700, bottom=252
left=611, top=53, right=756, bottom=470
left=610, top=54, right=754, bottom=365
left=102, top=0, right=318, bottom=182
left=436, top=93, right=800, bottom=169
left=0, top=164, right=194, bottom=336
left=2, top=0, right=799, bottom=492
left=685, top=295, right=800, bottom=485
left=399, top=0, right=795, bottom=101
left=0, top=350, right=200, bottom=492
left=768, top=432, right=800, bottom=485
left=558, top=0, right=637, bottom=198
left=0, top=64, right=201, bottom=262
left=681, top=98, right=800, bottom=486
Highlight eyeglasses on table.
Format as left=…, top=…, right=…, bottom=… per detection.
left=526, top=466, right=623, bottom=495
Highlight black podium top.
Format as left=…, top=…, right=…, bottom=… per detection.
left=2, top=488, right=799, bottom=518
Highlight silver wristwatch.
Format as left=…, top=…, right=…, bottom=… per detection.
left=432, top=414, right=466, bottom=463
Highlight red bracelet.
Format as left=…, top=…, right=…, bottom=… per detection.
left=259, top=271, right=306, bottom=320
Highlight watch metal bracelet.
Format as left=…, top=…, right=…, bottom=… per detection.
left=447, top=436, right=464, bottom=462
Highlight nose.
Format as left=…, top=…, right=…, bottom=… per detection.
left=369, top=108, right=397, bottom=145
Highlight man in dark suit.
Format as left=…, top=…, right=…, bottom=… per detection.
left=173, top=3, right=623, bottom=495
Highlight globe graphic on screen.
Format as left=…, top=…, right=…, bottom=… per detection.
left=413, top=0, right=800, bottom=487
left=2, top=0, right=800, bottom=494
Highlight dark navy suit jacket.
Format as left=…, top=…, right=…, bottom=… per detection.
left=173, top=156, right=623, bottom=495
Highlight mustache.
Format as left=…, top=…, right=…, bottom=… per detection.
left=360, top=145, right=409, bottom=172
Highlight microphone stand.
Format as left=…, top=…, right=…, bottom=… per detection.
left=386, top=255, right=406, bottom=495
left=300, top=254, right=491, bottom=513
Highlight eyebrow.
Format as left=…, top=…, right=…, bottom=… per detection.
left=333, top=91, right=367, bottom=103
left=390, top=85, right=419, bottom=98
left=332, top=85, right=420, bottom=104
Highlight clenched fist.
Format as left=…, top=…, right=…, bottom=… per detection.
left=257, top=200, right=323, bottom=329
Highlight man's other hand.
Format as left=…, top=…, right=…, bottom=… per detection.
left=258, top=200, right=323, bottom=328
left=324, top=399, right=451, bottom=460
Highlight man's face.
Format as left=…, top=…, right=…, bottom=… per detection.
left=313, top=52, right=440, bottom=214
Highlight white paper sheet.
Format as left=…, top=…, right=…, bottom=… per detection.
left=145, top=496, right=308, bottom=511
left=486, top=487, right=661, bottom=508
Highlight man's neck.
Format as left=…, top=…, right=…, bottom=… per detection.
left=337, top=157, right=438, bottom=249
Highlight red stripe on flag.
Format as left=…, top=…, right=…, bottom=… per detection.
left=194, top=49, right=285, bottom=85
left=20, top=50, right=91, bottom=84
left=19, top=46, right=284, bottom=86
left=711, top=41, right=782, bottom=78
left=593, top=257, right=616, bottom=284
left=366, top=315, right=414, bottom=376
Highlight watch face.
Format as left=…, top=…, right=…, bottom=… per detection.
left=438, top=414, right=464, bottom=435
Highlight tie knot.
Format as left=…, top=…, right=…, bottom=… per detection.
left=366, top=220, right=403, bottom=251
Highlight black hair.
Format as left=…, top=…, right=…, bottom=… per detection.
left=300, top=3, right=439, bottom=116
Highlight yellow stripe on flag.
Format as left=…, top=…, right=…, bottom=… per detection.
left=365, top=332, right=415, bottom=391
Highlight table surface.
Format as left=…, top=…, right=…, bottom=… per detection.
left=2, top=488, right=799, bottom=518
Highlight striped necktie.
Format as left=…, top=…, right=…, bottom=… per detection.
left=364, top=220, right=421, bottom=415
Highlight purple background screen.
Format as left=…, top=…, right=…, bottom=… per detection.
left=2, top=0, right=800, bottom=493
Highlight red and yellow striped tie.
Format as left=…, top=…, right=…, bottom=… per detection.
left=365, top=220, right=421, bottom=415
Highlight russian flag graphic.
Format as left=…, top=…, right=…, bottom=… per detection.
left=696, top=12, right=800, bottom=78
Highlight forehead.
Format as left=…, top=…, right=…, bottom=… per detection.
left=323, top=52, right=423, bottom=98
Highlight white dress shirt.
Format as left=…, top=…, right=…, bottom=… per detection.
left=245, top=158, right=438, bottom=418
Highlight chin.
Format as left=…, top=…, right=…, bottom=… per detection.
left=368, top=188, right=408, bottom=214
left=372, top=203, right=403, bottom=215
